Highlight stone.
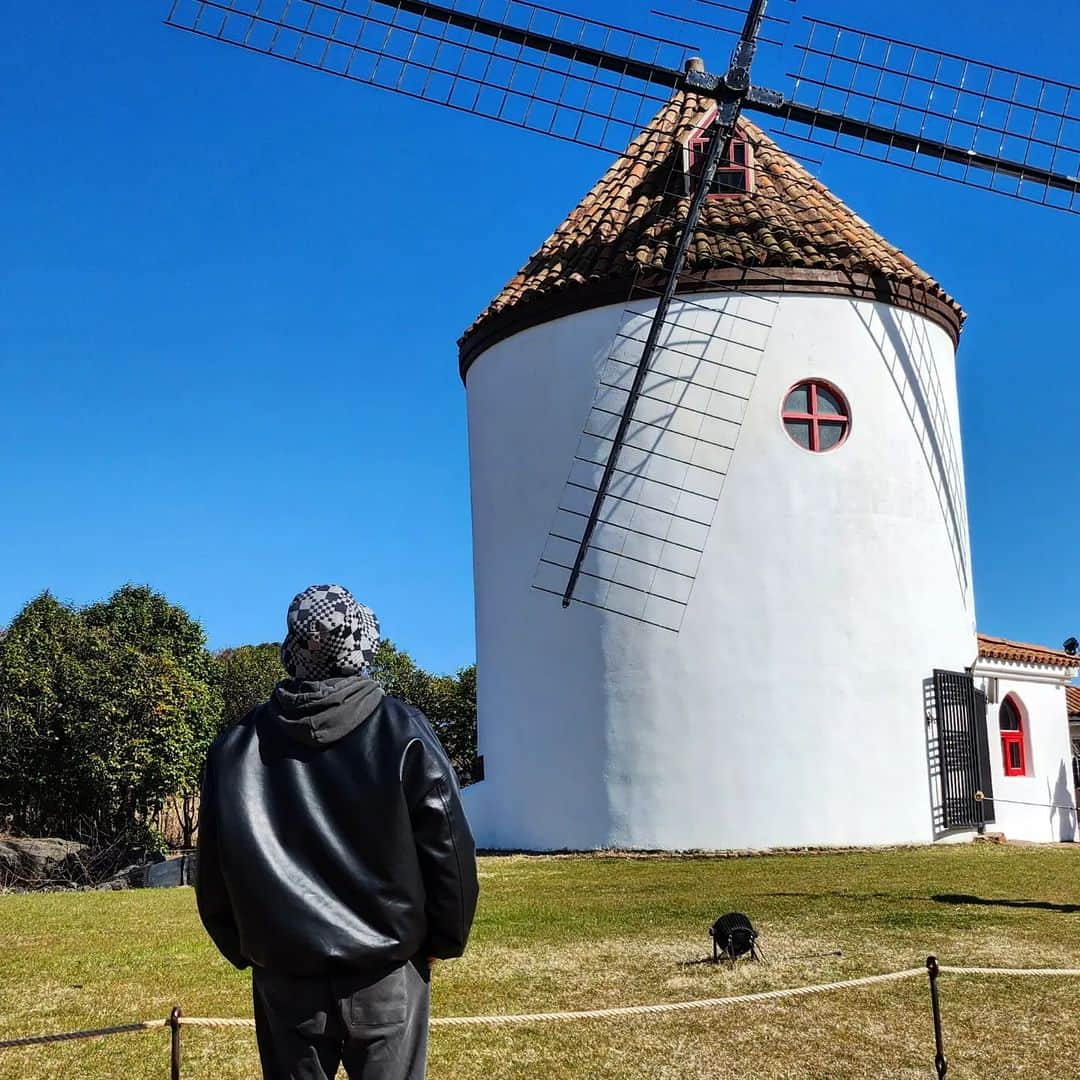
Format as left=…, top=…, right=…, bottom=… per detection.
left=0, top=837, right=88, bottom=888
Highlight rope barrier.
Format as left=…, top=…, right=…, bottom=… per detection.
left=178, top=1018, right=255, bottom=1029
left=425, top=968, right=928, bottom=1027
left=940, top=966, right=1080, bottom=977
left=5, top=964, right=1080, bottom=1051
left=974, top=791, right=1079, bottom=813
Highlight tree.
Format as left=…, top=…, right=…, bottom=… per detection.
left=0, top=592, right=85, bottom=836
left=0, top=587, right=222, bottom=846
left=0, top=587, right=480, bottom=851
left=370, top=641, right=478, bottom=785
left=217, top=643, right=286, bottom=730
left=83, top=584, right=218, bottom=687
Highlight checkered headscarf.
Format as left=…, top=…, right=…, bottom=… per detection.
left=280, top=584, right=381, bottom=681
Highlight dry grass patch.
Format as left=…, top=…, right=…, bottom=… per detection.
left=2, top=845, right=1079, bottom=1077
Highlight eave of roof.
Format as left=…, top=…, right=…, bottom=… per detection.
left=1067, top=684, right=1080, bottom=717
left=977, top=634, right=1080, bottom=671
left=459, top=89, right=966, bottom=376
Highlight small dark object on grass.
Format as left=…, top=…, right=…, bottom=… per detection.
left=709, top=912, right=763, bottom=964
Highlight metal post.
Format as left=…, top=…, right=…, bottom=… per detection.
left=169, top=1007, right=182, bottom=1080
left=926, top=956, right=947, bottom=1079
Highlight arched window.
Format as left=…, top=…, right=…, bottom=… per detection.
left=781, top=380, right=851, bottom=452
left=999, top=696, right=1026, bottom=777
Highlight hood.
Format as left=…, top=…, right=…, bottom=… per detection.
left=268, top=675, right=385, bottom=747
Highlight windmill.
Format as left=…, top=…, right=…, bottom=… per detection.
left=166, top=0, right=1078, bottom=851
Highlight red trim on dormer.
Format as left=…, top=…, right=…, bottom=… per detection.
left=685, top=109, right=756, bottom=199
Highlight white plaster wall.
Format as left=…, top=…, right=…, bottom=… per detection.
left=985, top=681, right=1077, bottom=842
left=463, top=291, right=977, bottom=850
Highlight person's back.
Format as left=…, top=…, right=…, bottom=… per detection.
left=197, top=585, right=479, bottom=1080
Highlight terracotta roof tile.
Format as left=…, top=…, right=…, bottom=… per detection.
left=977, top=634, right=1080, bottom=670
left=460, top=89, right=965, bottom=371
left=1067, top=685, right=1080, bottom=717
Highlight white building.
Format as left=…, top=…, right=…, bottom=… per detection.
left=970, top=636, right=1079, bottom=843
left=458, top=83, right=1078, bottom=850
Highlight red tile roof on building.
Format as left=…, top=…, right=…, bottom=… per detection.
left=1067, top=685, right=1080, bottom=717
left=459, top=88, right=966, bottom=373
left=977, top=634, right=1080, bottom=670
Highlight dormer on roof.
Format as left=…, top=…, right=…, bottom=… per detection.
left=684, top=113, right=756, bottom=199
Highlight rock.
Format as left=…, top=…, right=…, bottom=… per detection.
left=0, top=837, right=88, bottom=888
left=89, top=863, right=150, bottom=891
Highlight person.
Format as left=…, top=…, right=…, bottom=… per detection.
left=196, top=584, right=479, bottom=1080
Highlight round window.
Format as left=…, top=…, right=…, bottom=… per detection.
left=781, top=380, right=850, bottom=452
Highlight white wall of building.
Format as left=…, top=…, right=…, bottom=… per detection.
left=464, top=291, right=977, bottom=850
left=975, top=671, right=1078, bottom=843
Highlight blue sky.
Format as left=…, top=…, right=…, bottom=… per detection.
left=1, top=0, right=1077, bottom=673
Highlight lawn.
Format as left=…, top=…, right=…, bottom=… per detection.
left=2, top=845, right=1079, bottom=1078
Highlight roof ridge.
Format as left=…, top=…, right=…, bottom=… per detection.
left=977, top=633, right=1080, bottom=669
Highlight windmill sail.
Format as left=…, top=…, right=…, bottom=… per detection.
left=167, top=0, right=1080, bottom=213
left=534, top=288, right=777, bottom=631
left=165, top=0, right=694, bottom=155
left=767, top=17, right=1080, bottom=212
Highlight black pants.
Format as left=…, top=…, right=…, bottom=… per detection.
left=252, top=959, right=431, bottom=1080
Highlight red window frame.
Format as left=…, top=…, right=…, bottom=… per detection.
left=687, top=113, right=754, bottom=198
left=999, top=696, right=1026, bottom=777
left=781, top=380, right=851, bottom=453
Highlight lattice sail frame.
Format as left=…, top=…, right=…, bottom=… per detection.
left=534, top=284, right=779, bottom=632
left=776, top=17, right=1080, bottom=212
left=167, top=0, right=695, bottom=154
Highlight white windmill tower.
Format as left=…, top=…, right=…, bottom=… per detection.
left=458, top=81, right=976, bottom=851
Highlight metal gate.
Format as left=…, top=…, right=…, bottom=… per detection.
left=933, top=670, right=995, bottom=830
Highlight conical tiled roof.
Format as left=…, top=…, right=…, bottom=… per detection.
left=459, top=89, right=965, bottom=374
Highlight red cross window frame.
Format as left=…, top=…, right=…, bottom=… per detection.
left=781, top=380, right=851, bottom=453
left=999, top=695, right=1026, bottom=777
left=686, top=112, right=755, bottom=198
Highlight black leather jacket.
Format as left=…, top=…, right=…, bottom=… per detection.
left=196, top=677, right=478, bottom=976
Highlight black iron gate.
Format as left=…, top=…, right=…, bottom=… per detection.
left=933, top=669, right=995, bottom=830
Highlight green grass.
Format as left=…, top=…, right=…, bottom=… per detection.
left=2, top=845, right=1080, bottom=1077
